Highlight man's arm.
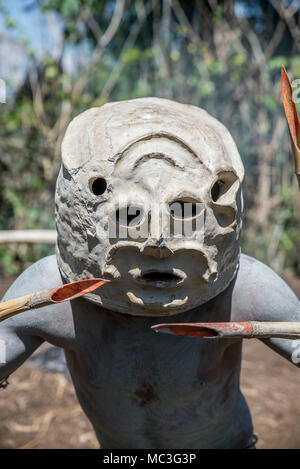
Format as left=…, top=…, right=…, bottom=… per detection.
left=0, top=325, right=44, bottom=384
left=233, top=254, right=300, bottom=367
left=260, top=337, right=300, bottom=366
left=0, top=255, right=63, bottom=383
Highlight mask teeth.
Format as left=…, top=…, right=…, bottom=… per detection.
left=203, top=259, right=218, bottom=283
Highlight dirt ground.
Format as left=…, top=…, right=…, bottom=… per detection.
left=0, top=275, right=300, bottom=449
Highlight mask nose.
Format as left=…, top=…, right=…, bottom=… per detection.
left=141, top=235, right=174, bottom=259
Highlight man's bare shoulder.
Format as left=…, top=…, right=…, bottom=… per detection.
left=0, top=255, right=75, bottom=341
left=231, top=253, right=300, bottom=321
left=2, top=255, right=62, bottom=301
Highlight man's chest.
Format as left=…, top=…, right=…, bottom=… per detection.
left=63, top=328, right=245, bottom=449
left=65, top=321, right=241, bottom=402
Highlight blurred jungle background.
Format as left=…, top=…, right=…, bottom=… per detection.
left=0, top=0, right=300, bottom=450
left=0, top=0, right=300, bottom=276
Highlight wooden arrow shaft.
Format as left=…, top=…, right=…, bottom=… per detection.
left=0, top=289, right=56, bottom=322
left=0, top=278, right=107, bottom=322
left=152, top=321, right=300, bottom=340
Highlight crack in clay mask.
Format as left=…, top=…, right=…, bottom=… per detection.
left=55, top=98, right=244, bottom=316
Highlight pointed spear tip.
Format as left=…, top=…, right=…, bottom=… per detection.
left=280, top=64, right=300, bottom=190
left=151, top=323, right=220, bottom=338
left=151, top=324, right=176, bottom=335
left=51, top=278, right=108, bottom=303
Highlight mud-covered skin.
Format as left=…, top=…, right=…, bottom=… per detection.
left=0, top=254, right=299, bottom=448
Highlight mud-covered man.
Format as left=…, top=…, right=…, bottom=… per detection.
left=1, top=98, right=299, bottom=448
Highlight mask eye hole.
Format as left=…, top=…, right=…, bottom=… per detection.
left=169, top=199, right=203, bottom=220
left=210, top=171, right=239, bottom=203
left=89, top=177, right=107, bottom=196
left=211, top=181, right=221, bottom=202
left=116, top=206, right=144, bottom=227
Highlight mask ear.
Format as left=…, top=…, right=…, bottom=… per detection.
left=281, top=65, right=300, bottom=189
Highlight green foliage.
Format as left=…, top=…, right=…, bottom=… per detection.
left=242, top=185, right=300, bottom=273
left=0, top=0, right=300, bottom=277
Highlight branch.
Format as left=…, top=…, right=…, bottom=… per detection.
left=169, top=0, right=210, bottom=80
left=264, top=19, right=286, bottom=61
left=98, top=0, right=125, bottom=49
left=71, top=0, right=126, bottom=98
left=270, top=0, right=300, bottom=52
left=99, top=1, right=152, bottom=100
left=0, top=230, right=57, bottom=244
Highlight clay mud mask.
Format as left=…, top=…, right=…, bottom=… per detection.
left=55, top=98, right=244, bottom=316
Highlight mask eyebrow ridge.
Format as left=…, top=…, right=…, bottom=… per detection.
left=132, top=153, right=185, bottom=171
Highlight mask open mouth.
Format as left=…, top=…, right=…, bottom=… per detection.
left=137, top=271, right=183, bottom=288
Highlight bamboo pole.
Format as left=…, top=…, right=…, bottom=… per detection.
left=152, top=321, right=300, bottom=340
left=0, top=230, right=57, bottom=244
left=0, top=278, right=107, bottom=322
